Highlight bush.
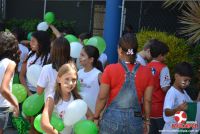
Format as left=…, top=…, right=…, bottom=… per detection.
left=5, top=19, right=76, bottom=34
left=136, top=30, right=191, bottom=75
left=189, top=44, right=200, bottom=100
left=5, top=19, right=40, bottom=32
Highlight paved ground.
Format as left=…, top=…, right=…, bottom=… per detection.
left=4, top=127, right=18, bottom=134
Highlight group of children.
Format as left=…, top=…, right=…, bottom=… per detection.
left=0, top=24, right=106, bottom=134
left=0, top=27, right=199, bottom=134
left=135, top=39, right=197, bottom=134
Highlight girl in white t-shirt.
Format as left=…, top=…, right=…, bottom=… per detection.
left=78, top=45, right=103, bottom=113
left=162, top=62, right=193, bottom=134
left=19, top=31, right=50, bottom=134
left=41, top=62, right=93, bottom=134
left=19, top=31, right=51, bottom=96
left=0, top=32, right=20, bottom=133
left=37, top=36, right=71, bottom=101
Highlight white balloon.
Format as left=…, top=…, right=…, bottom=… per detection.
left=37, top=22, right=49, bottom=31
left=70, top=42, right=83, bottom=58
left=64, top=99, right=87, bottom=126
left=26, top=64, right=42, bottom=87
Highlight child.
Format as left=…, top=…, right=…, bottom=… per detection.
left=136, top=40, right=152, bottom=66
left=94, top=33, right=154, bottom=134
left=78, top=32, right=91, bottom=45
left=78, top=45, right=103, bottom=113
left=19, top=31, right=51, bottom=96
left=19, top=31, right=50, bottom=134
left=41, top=62, right=93, bottom=134
left=37, top=36, right=71, bottom=102
left=147, top=39, right=171, bottom=134
left=162, top=62, right=193, bottom=133
left=76, top=32, right=92, bottom=70
left=0, top=32, right=19, bottom=134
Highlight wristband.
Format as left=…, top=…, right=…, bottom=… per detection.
left=143, top=118, right=151, bottom=125
left=144, top=118, right=150, bottom=122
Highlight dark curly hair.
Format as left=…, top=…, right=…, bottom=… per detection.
left=0, top=32, right=19, bottom=63
left=149, top=39, right=169, bottom=58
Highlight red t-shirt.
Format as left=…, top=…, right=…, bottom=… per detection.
left=101, top=63, right=154, bottom=106
left=147, top=61, right=166, bottom=118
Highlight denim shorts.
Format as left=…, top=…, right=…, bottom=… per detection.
left=0, top=107, right=9, bottom=129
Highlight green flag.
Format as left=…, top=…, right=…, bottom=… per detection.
left=179, top=102, right=200, bottom=134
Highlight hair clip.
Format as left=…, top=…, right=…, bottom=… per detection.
left=126, top=49, right=134, bottom=55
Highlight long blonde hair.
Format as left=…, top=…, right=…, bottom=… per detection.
left=54, top=62, right=81, bottom=104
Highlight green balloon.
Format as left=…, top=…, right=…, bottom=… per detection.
left=85, top=36, right=106, bottom=54
left=83, top=39, right=88, bottom=45
left=12, top=84, right=27, bottom=103
left=44, top=12, right=55, bottom=24
left=64, top=34, right=79, bottom=43
left=34, top=114, right=44, bottom=133
left=27, top=32, right=32, bottom=41
left=50, top=113, right=65, bottom=132
left=22, top=93, right=44, bottom=116
left=74, top=120, right=98, bottom=134
left=34, top=113, right=64, bottom=133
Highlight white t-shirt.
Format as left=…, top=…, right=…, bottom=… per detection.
left=160, top=67, right=171, bottom=89
left=162, top=86, right=192, bottom=132
left=26, top=51, right=49, bottom=92
left=0, top=58, right=15, bottom=107
left=98, top=53, right=107, bottom=68
left=136, top=53, right=147, bottom=66
left=48, top=93, right=74, bottom=134
left=37, top=64, right=57, bottom=102
left=78, top=68, right=101, bottom=113
left=18, top=44, right=29, bottom=72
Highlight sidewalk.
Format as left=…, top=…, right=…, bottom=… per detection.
left=4, top=127, right=18, bottom=134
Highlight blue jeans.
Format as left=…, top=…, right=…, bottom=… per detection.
left=99, top=108, right=143, bottom=134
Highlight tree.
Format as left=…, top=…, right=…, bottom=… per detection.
left=163, top=1, right=200, bottom=44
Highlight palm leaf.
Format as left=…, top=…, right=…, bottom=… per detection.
left=179, top=1, right=200, bottom=44
left=163, top=0, right=186, bottom=9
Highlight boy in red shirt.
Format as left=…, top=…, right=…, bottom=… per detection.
left=147, top=39, right=171, bottom=134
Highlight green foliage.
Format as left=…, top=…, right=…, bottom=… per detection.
left=5, top=19, right=76, bottom=33
left=191, top=44, right=200, bottom=74
left=54, top=20, right=76, bottom=30
left=136, top=30, right=191, bottom=75
left=190, top=45, right=200, bottom=89
left=5, top=19, right=40, bottom=32
left=163, top=1, right=200, bottom=44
